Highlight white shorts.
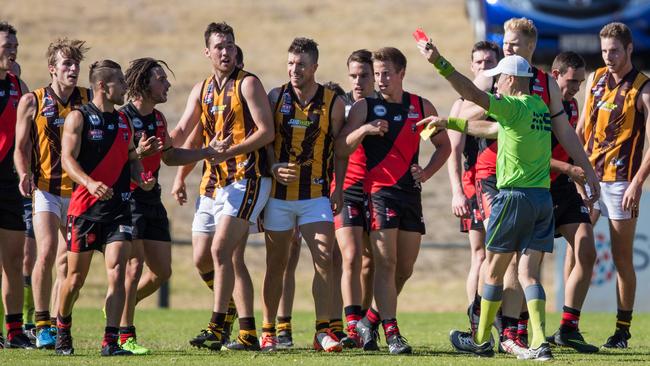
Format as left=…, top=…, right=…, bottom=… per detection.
left=591, top=181, right=636, bottom=220
left=33, top=189, right=70, bottom=220
left=191, top=177, right=271, bottom=233
left=263, top=197, right=334, bottom=231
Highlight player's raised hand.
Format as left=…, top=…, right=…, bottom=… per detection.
left=137, top=132, right=163, bottom=157
left=416, top=115, right=447, bottom=128
left=139, top=171, right=157, bottom=192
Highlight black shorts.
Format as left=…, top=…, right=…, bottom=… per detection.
left=23, top=198, right=35, bottom=238
left=551, top=185, right=591, bottom=237
left=0, top=197, right=27, bottom=231
left=475, top=175, right=499, bottom=221
left=66, top=214, right=133, bottom=253
left=131, top=200, right=171, bottom=242
left=334, top=183, right=369, bottom=231
left=368, top=190, right=425, bottom=234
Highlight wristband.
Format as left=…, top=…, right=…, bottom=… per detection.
left=433, top=55, right=455, bottom=78
left=447, top=117, right=467, bottom=133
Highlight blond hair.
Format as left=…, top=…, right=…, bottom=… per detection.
left=46, top=38, right=89, bottom=67
left=504, top=18, right=537, bottom=43
left=600, top=22, right=632, bottom=48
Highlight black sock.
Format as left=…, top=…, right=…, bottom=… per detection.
left=616, top=309, right=632, bottom=332
left=344, top=305, right=362, bottom=317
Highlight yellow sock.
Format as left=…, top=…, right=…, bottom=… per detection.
left=477, top=298, right=501, bottom=344
left=527, top=299, right=546, bottom=349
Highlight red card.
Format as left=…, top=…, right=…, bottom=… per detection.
left=413, top=28, right=429, bottom=43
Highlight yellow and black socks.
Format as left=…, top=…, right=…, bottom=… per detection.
left=35, top=310, right=51, bottom=331
left=330, top=318, right=343, bottom=334
left=208, top=312, right=226, bottom=341
left=262, top=321, right=276, bottom=337
left=524, top=284, right=546, bottom=349
left=277, top=316, right=292, bottom=336
left=616, top=309, right=632, bottom=333
left=200, top=271, right=215, bottom=290
left=315, top=319, right=329, bottom=334
left=237, top=317, right=257, bottom=344
left=477, top=283, right=502, bottom=345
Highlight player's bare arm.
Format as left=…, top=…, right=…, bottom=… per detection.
left=412, top=99, right=450, bottom=184
left=221, top=76, right=274, bottom=158
left=169, top=81, right=203, bottom=146
left=330, top=95, right=346, bottom=215
left=170, top=122, right=204, bottom=205
left=334, top=98, right=387, bottom=156
left=447, top=99, right=469, bottom=217
left=575, top=71, right=595, bottom=145
left=548, top=77, right=600, bottom=201
left=14, top=91, right=36, bottom=197
left=61, top=110, right=112, bottom=201
left=266, top=87, right=297, bottom=185
left=622, top=81, right=650, bottom=211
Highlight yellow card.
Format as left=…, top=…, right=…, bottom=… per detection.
left=420, top=122, right=438, bottom=140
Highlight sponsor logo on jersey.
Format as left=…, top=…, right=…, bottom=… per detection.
left=148, top=124, right=154, bottom=130
left=88, top=129, right=103, bottom=140
left=132, top=117, right=143, bottom=128
left=52, top=118, right=65, bottom=126
left=393, top=114, right=402, bottom=122
left=312, top=178, right=325, bottom=185
left=89, top=114, right=101, bottom=126
left=288, top=118, right=312, bottom=128
left=118, top=122, right=128, bottom=129
left=156, top=120, right=164, bottom=127
left=210, top=104, right=226, bottom=114
left=597, top=101, right=617, bottom=112
left=373, top=104, right=387, bottom=117
left=107, top=124, right=115, bottom=130
left=121, top=192, right=132, bottom=201
left=119, top=225, right=133, bottom=234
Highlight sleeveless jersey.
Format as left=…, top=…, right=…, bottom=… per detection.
left=0, top=72, right=23, bottom=200
left=272, top=83, right=337, bottom=200
left=584, top=67, right=649, bottom=182
left=67, top=103, right=132, bottom=222
left=331, top=91, right=380, bottom=193
left=550, top=98, right=579, bottom=188
left=32, top=86, right=90, bottom=197
left=475, top=67, right=551, bottom=180
left=198, top=68, right=268, bottom=197
left=363, top=92, right=425, bottom=195
left=120, top=102, right=166, bottom=205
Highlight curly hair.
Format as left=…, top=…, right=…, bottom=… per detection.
left=124, top=57, right=174, bottom=100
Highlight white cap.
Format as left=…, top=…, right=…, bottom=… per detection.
left=483, top=55, right=533, bottom=77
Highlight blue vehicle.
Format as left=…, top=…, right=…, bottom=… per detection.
left=465, top=0, right=650, bottom=68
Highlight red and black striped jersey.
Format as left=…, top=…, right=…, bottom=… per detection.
left=0, top=72, right=23, bottom=200
left=363, top=92, right=425, bottom=194
left=120, top=102, right=166, bottom=205
left=67, top=103, right=132, bottom=222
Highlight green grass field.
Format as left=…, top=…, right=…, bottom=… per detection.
left=2, top=309, right=648, bottom=365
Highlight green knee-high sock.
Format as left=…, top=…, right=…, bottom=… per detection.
left=524, top=284, right=546, bottom=349
left=476, top=283, right=503, bottom=344
left=23, top=276, right=34, bottom=325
